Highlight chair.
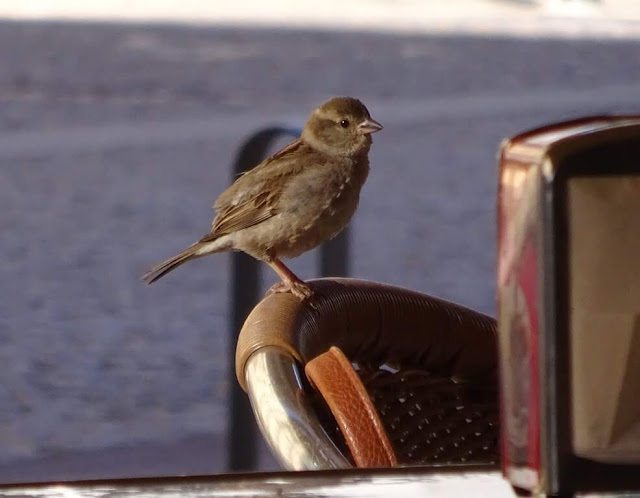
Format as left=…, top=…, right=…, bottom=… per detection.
left=235, top=278, right=499, bottom=470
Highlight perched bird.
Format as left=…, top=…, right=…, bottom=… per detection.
left=141, top=97, right=382, bottom=299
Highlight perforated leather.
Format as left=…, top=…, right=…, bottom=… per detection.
left=236, top=278, right=497, bottom=390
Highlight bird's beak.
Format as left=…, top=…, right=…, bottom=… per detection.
left=357, top=118, right=383, bottom=135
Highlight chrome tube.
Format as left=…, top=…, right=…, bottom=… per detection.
left=244, top=346, right=351, bottom=470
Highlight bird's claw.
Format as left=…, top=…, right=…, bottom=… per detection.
left=268, top=280, right=314, bottom=301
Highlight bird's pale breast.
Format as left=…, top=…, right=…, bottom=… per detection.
left=233, top=154, right=369, bottom=260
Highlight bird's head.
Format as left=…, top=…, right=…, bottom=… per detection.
left=301, top=97, right=383, bottom=157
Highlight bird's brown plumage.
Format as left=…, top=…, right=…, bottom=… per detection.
left=142, top=97, right=382, bottom=299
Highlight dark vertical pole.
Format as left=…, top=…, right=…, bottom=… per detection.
left=227, top=127, right=300, bottom=472
left=226, top=125, right=351, bottom=470
left=228, top=252, right=261, bottom=472
left=320, top=227, right=350, bottom=277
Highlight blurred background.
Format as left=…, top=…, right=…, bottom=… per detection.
left=1, top=0, right=639, bottom=484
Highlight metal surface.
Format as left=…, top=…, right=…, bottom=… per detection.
left=244, top=347, right=351, bottom=471
left=5, top=470, right=640, bottom=497
left=578, top=494, right=640, bottom=498
left=0, top=468, right=514, bottom=498
left=227, top=126, right=351, bottom=471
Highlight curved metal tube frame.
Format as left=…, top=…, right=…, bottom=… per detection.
left=244, top=346, right=351, bottom=470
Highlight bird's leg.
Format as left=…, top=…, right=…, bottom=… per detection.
left=266, top=258, right=313, bottom=300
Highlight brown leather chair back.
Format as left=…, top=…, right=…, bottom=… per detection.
left=236, top=278, right=499, bottom=469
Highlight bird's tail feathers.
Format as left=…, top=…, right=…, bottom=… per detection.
left=141, top=236, right=227, bottom=284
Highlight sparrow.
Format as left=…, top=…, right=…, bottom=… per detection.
left=141, top=96, right=382, bottom=299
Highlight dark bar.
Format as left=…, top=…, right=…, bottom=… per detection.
left=228, top=251, right=262, bottom=472
left=320, top=227, right=350, bottom=277
left=227, top=126, right=300, bottom=472
left=227, top=125, right=352, bottom=470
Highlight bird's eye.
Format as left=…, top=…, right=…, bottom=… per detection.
left=340, top=119, right=350, bottom=128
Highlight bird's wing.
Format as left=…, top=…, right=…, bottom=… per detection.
left=206, top=139, right=308, bottom=238
left=208, top=189, right=278, bottom=237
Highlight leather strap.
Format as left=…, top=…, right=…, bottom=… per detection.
left=305, top=346, right=398, bottom=468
